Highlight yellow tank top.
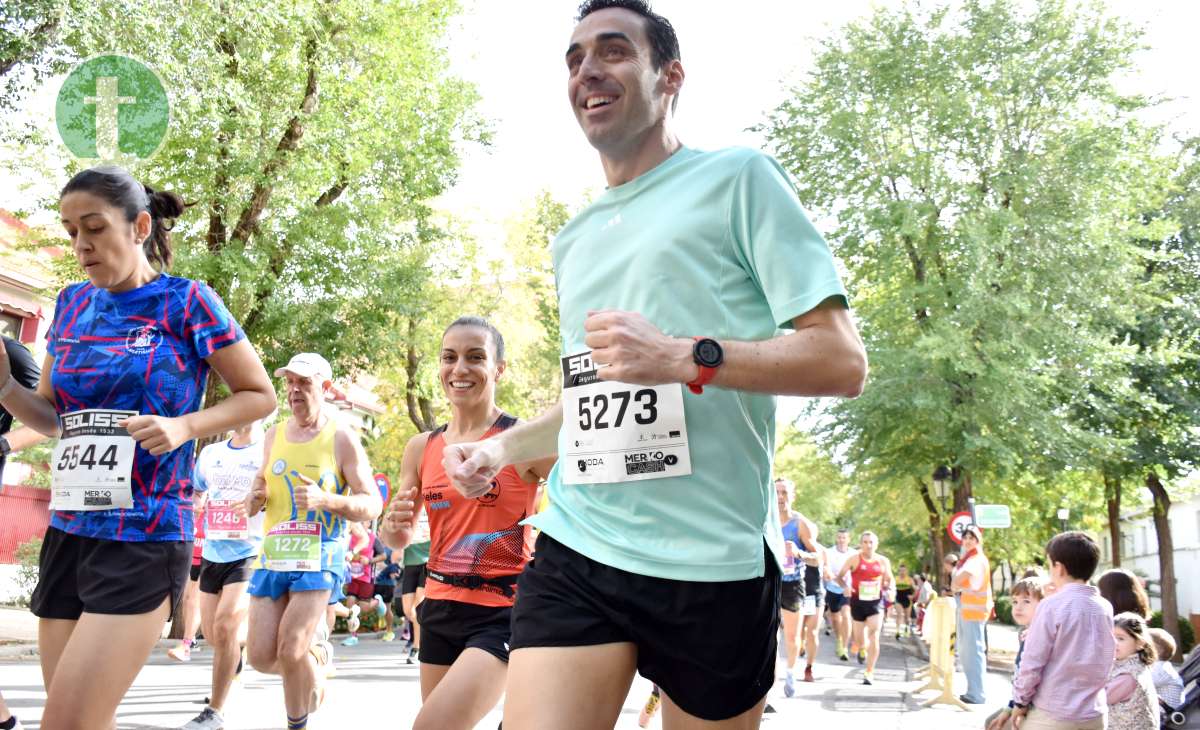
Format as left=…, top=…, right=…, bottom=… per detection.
left=259, top=418, right=348, bottom=571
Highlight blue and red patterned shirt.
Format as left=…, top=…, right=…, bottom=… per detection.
left=48, top=274, right=245, bottom=542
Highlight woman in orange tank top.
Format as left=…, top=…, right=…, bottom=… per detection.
left=381, top=316, right=555, bottom=730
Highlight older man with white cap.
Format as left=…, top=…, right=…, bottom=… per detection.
left=240, top=353, right=413, bottom=730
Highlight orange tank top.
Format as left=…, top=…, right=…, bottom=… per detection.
left=419, top=414, right=538, bottom=608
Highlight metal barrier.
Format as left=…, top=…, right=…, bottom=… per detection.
left=916, top=596, right=968, bottom=710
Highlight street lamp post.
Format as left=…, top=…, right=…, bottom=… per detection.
left=1057, top=507, right=1070, bottom=533
left=932, top=465, right=952, bottom=513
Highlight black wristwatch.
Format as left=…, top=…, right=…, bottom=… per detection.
left=687, top=338, right=724, bottom=394
left=0, top=436, right=11, bottom=457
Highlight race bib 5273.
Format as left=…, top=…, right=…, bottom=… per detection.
left=560, top=351, right=692, bottom=485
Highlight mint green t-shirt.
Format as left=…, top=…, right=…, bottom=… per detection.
left=526, top=146, right=849, bottom=582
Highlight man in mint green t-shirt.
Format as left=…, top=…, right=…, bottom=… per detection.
left=434, top=1, right=867, bottom=726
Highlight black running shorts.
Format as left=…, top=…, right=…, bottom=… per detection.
left=851, top=597, right=884, bottom=622
left=895, top=588, right=913, bottom=609
left=401, top=563, right=427, bottom=595
left=198, top=556, right=256, bottom=595
left=417, top=598, right=512, bottom=665
left=510, top=533, right=780, bottom=722
left=780, top=579, right=802, bottom=613
left=31, top=527, right=191, bottom=619
left=375, top=583, right=395, bottom=605
left=826, top=590, right=849, bottom=613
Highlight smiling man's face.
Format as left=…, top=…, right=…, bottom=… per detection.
left=565, top=7, right=674, bottom=155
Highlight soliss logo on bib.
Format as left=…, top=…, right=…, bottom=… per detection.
left=560, top=351, right=692, bottom=485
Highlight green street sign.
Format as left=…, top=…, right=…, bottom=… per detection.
left=975, top=504, right=1011, bottom=529
left=56, top=54, right=169, bottom=162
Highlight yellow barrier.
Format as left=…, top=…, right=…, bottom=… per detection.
left=917, top=596, right=968, bottom=710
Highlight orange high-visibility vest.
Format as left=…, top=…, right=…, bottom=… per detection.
left=957, top=554, right=993, bottom=622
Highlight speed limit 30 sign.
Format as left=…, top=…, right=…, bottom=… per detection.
left=947, top=511, right=980, bottom=545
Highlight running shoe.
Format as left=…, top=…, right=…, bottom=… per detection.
left=373, top=594, right=387, bottom=618
left=838, top=650, right=849, bottom=661
left=857, top=649, right=866, bottom=664
left=804, top=665, right=814, bottom=683
left=308, top=637, right=332, bottom=713
left=346, top=604, right=362, bottom=634
left=168, top=642, right=192, bottom=662
left=862, top=671, right=873, bottom=686
left=381, top=631, right=396, bottom=642
left=637, top=689, right=661, bottom=728
left=783, top=672, right=795, bottom=698
left=406, top=646, right=419, bottom=665
left=181, top=706, right=225, bottom=729
left=340, top=635, right=359, bottom=647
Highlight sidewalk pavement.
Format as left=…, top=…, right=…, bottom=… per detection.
left=0, top=615, right=1018, bottom=728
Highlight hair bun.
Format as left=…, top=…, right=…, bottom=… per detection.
left=145, top=186, right=186, bottom=221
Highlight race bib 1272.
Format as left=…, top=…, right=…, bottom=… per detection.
left=560, top=351, right=692, bottom=485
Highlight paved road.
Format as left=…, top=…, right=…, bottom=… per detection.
left=0, top=625, right=1012, bottom=728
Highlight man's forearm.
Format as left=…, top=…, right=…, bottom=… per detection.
left=696, top=328, right=866, bottom=397
left=325, top=492, right=381, bottom=522
left=4, top=426, right=47, bottom=451
left=0, top=387, right=59, bottom=437
left=497, top=402, right=562, bottom=465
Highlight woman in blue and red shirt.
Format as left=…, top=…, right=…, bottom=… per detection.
left=0, top=166, right=274, bottom=727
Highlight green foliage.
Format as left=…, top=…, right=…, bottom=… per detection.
left=13, top=536, right=42, bottom=606
left=761, top=0, right=1171, bottom=563
left=9, top=431, right=52, bottom=488
left=994, top=594, right=1013, bottom=626
left=3, top=0, right=487, bottom=381
left=1150, top=611, right=1196, bottom=657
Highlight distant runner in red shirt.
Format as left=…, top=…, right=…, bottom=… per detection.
left=836, top=531, right=894, bottom=685
left=381, top=317, right=555, bottom=730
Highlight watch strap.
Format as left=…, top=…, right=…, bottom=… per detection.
left=687, top=337, right=720, bottom=394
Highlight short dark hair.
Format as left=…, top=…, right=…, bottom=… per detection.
left=1045, top=531, right=1101, bottom=581
left=61, top=165, right=187, bottom=271
left=576, top=0, right=680, bottom=70
left=443, top=316, right=505, bottom=362
left=1010, top=577, right=1046, bottom=601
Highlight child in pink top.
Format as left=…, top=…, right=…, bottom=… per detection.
left=1107, top=612, right=1159, bottom=730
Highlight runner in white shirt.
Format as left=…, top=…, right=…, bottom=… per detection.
left=182, top=418, right=269, bottom=730
left=823, top=529, right=854, bottom=661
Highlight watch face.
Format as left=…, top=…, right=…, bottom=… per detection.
left=695, top=339, right=723, bottom=368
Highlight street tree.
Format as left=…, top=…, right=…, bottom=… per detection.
left=761, top=0, right=1167, bottom=566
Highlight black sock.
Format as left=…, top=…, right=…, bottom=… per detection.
left=1, top=715, right=18, bottom=730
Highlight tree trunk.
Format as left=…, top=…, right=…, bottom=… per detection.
left=404, top=318, right=436, bottom=432
left=917, top=479, right=947, bottom=591
left=953, top=466, right=973, bottom=515
left=1146, top=470, right=1179, bottom=652
left=1104, top=472, right=1122, bottom=566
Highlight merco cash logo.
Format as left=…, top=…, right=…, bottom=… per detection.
left=56, top=54, right=170, bottom=163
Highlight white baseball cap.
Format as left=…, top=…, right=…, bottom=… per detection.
left=274, top=352, right=333, bottom=382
